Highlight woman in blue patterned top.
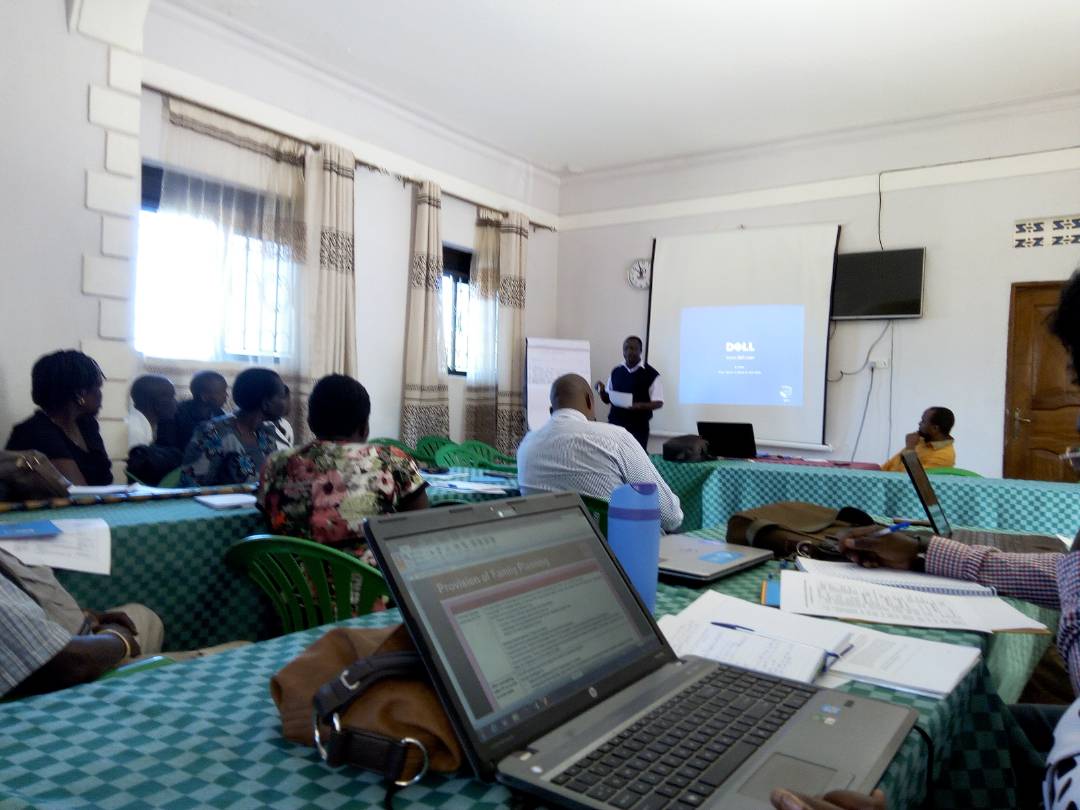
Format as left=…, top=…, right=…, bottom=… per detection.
left=180, top=368, right=287, bottom=486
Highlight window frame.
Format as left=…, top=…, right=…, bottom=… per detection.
left=442, top=244, right=473, bottom=377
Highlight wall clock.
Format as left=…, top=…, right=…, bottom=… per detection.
left=627, top=258, right=651, bottom=290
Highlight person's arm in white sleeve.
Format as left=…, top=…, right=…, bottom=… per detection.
left=617, top=434, right=683, bottom=531
left=649, top=376, right=664, bottom=404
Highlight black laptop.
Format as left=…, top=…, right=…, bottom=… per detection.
left=899, top=449, right=1064, bottom=553
left=697, top=422, right=757, bottom=459
left=363, top=493, right=916, bottom=809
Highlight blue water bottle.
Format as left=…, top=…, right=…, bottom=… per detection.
left=606, top=482, right=662, bottom=612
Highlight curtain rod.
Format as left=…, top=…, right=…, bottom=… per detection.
left=147, top=85, right=557, bottom=233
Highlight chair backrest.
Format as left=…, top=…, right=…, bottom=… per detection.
left=368, top=437, right=417, bottom=458
left=158, top=467, right=183, bottom=488
left=414, top=435, right=454, bottom=464
left=225, top=534, right=391, bottom=634
left=434, top=442, right=485, bottom=469
left=926, top=467, right=982, bottom=477
left=579, top=494, right=609, bottom=537
left=458, top=440, right=517, bottom=469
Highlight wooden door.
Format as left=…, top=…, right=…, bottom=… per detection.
left=1003, top=281, right=1080, bottom=481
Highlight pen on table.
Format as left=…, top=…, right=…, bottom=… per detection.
left=711, top=622, right=755, bottom=633
left=869, top=521, right=912, bottom=538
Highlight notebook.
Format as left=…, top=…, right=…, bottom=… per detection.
left=794, top=558, right=996, bottom=596
left=363, top=493, right=917, bottom=808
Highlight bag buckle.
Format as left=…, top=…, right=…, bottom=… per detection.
left=313, top=710, right=343, bottom=766
left=395, top=737, right=429, bottom=787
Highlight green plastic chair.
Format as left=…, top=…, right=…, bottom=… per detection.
left=926, top=467, right=982, bottom=477
left=158, top=467, right=183, bottom=488
left=226, top=535, right=391, bottom=634
left=458, top=441, right=517, bottom=469
left=434, top=442, right=485, bottom=469
left=99, top=655, right=177, bottom=681
left=368, top=437, right=417, bottom=457
left=580, top=494, right=609, bottom=538
left=414, top=435, right=454, bottom=464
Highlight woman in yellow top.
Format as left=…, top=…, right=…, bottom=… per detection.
left=881, top=407, right=955, bottom=471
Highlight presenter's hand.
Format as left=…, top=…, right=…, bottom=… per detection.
left=771, top=788, right=886, bottom=810
left=595, top=381, right=606, bottom=394
left=838, top=526, right=920, bottom=570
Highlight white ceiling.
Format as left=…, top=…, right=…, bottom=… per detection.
left=163, top=0, right=1080, bottom=176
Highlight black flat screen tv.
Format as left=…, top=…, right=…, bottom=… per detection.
left=830, top=248, right=925, bottom=320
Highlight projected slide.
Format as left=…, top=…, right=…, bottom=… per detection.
left=679, top=305, right=804, bottom=407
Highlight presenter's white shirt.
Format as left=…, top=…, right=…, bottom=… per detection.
left=516, top=408, right=683, bottom=531
left=607, top=361, right=664, bottom=403
left=126, top=408, right=153, bottom=450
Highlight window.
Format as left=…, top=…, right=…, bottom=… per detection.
left=134, top=163, right=297, bottom=363
left=442, top=245, right=473, bottom=375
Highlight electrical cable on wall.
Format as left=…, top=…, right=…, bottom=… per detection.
left=827, top=321, right=891, bottom=382
left=851, top=366, right=876, bottom=462
left=877, top=171, right=885, bottom=251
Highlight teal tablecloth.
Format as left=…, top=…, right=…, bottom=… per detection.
left=654, top=457, right=1080, bottom=534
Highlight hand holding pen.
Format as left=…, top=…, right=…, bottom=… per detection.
left=837, top=522, right=923, bottom=572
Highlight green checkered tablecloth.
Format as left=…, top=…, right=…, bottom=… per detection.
left=654, top=457, right=1080, bottom=535
left=0, top=469, right=516, bottom=650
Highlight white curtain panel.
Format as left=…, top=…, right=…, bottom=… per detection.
left=495, top=213, right=529, bottom=453
left=400, top=182, right=450, bottom=447
left=463, top=209, right=502, bottom=445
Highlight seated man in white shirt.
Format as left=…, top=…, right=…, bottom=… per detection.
left=517, top=374, right=683, bottom=531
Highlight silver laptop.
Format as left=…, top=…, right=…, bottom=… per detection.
left=364, top=493, right=915, bottom=809
left=660, top=535, right=772, bottom=582
left=899, top=449, right=1063, bottom=553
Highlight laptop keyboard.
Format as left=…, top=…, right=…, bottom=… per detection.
left=550, top=665, right=814, bottom=808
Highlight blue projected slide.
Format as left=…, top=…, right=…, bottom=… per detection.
left=679, top=305, right=804, bottom=406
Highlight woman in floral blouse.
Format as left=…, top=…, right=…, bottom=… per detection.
left=257, top=374, right=428, bottom=568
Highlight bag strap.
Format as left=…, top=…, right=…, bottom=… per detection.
left=312, top=650, right=430, bottom=787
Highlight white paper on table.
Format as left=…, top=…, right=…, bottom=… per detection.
left=0, top=518, right=111, bottom=575
left=657, top=614, right=825, bottom=684
left=194, top=494, right=258, bottom=510
left=795, top=557, right=996, bottom=596
left=608, top=390, right=634, bottom=408
left=426, top=480, right=509, bottom=494
left=814, top=672, right=852, bottom=690
left=779, top=571, right=1049, bottom=634
left=68, top=484, right=134, bottom=496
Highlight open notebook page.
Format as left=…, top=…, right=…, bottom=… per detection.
left=795, top=558, right=995, bottom=596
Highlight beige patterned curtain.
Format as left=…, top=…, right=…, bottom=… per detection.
left=294, top=144, right=359, bottom=442
left=463, top=209, right=502, bottom=444
left=400, top=182, right=449, bottom=446
left=495, top=213, right=529, bottom=452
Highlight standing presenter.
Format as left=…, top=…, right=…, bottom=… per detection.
left=595, top=335, right=664, bottom=450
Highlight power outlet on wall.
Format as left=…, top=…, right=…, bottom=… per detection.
left=869, top=358, right=890, bottom=370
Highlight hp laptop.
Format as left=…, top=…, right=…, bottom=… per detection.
left=697, top=422, right=757, bottom=459
left=900, top=449, right=1063, bottom=553
left=659, top=535, right=772, bottom=583
left=364, top=493, right=915, bottom=809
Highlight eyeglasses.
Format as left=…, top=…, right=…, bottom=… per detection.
left=1061, top=447, right=1080, bottom=471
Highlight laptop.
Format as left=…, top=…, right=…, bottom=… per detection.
left=659, top=534, right=772, bottom=583
left=697, top=422, right=757, bottom=459
left=899, top=449, right=1064, bottom=553
left=364, top=493, right=916, bottom=809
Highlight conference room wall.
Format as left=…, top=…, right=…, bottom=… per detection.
left=556, top=169, right=1080, bottom=477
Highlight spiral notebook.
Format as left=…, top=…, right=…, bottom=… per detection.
left=794, top=558, right=996, bottom=596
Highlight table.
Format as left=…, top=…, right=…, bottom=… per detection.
left=0, top=528, right=1054, bottom=809
left=654, top=457, right=1080, bottom=535
left=0, top=469, right=518, bottom=650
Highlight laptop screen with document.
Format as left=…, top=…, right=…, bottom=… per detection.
left=365, top=498, right=671, bottom=771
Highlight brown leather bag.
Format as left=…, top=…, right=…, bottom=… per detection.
left=270, top=624, right=463, bottom=785
left=725, top=501, right=878, bottom=560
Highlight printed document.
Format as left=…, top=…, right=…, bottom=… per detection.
left=608, top=390, right=634, bottom=408
left=0, top=518, right=111, bottom=575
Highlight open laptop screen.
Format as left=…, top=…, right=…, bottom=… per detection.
left=377, top=507, right=664, bottom=745
left=899, top=449, right=953, bottom=537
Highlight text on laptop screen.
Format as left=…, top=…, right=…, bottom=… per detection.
left=387, top=508, right=660, bottom=741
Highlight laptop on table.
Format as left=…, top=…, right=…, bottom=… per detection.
left=899, top=449, right=1064, bottom=553
left=364, top=493, right=915, bottom=809
left=697, top=422, right=757, bottom=459
left=659, top=535, right=772, bottom=583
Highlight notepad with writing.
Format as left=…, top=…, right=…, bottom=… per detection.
left=795, top=557, right=996, bottom=596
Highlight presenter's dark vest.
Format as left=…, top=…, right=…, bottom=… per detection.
left=608, top=364, right=660, bottom=432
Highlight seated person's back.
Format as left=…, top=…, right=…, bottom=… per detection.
left=257, top=374, right=428, bottom=566
left=5, top=350, right=112, bottom=486
left=517, top=373, right=683, bottom=532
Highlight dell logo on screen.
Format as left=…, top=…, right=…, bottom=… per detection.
left=725, top=341, right=756, bottom=352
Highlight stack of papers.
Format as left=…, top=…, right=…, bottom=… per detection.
left=0, top=518, right=111, bottom=575
left=794, top=558, right=997, bottom=596
left=68, top=484, right=135, bottom=496
left=194, top=494, right=258, bottom=510
left=423, top=479, right=509, bottom=495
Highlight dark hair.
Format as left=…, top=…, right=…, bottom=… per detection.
left=307, top=374, right=371, bottom=440
left=31, top=350, right=104, bottom=411
left=130, top=375, right=172, bottom=410
left=624, top=335, right=643, bottom=348
left=1050, top=269, right=1080, bottom=383
left=232, top=368, right=283, bottom=412
left=928, top=407, right=955, bottom=435
left=190, top=370, right=226, bottom=399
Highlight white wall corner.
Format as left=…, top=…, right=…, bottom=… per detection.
left=101, top=215, right=136, bottom=258
left=86, top=170, right=137, bottom=216
left=66, top=0, right=84, bottom=32
left=108, top=48, right=142, bottom=95
left=83, top=255, right=133, bottom=299
left=99, top=298, right=133, bottom=340
left=76, top=0, right=149, bottom=53
left=82, top=337, right=138, bottom=381
left=98, top=419, right=129, bottom=460
left=105, top=131, right=140, bottom=176
left=89, top=86, right=140, bottom=135
left=100, top=380, right=130, bottom=421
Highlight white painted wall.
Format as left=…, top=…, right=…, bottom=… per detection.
left=558, top=153, right=1080, bottom=475
left=0, top=1, right=107, bottom=440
